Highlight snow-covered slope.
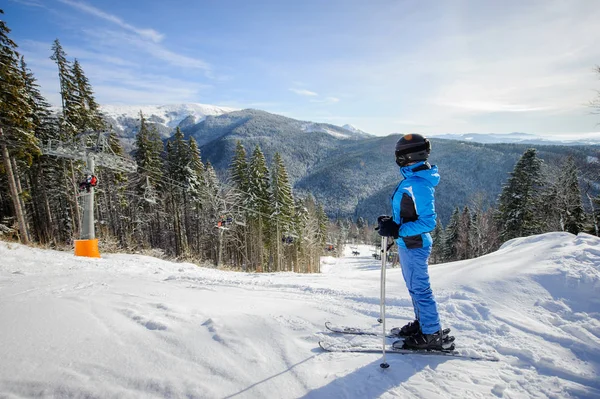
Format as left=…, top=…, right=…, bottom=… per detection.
left=1, top=232, right=599, bottom=398
left=300, top=122, right=351, bottom=139
left=101, top=103, right=237, bottom=131
left=341, top=124, right=368, bottom=136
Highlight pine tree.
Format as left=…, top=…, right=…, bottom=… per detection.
left=165, top=127, right=191, bottom=256
left=20, top=55, right=64, bottom=244
left=50, top=39, right=81, bottom=138
left=71, top=59, right=104, bottom=132
left=593, top=194, right=600, bottom=237
left=95, top=130, right=128, bottom=246
left=270, top=154, right=294, bottom=230
left=496, top=148, right=545, bottom=242
left=457, top=206, right=472, bottom=260
left=132, top=112, right=163, bottom=247
left=430, top=219, right=444, bottom=264
left=556, top=156, right=586, bottom=235
left=442, top=207, right=460, bottom=261
left=316, top=203, right=328, bottom=248
left=247, top=145, right=271, bottom=269
left=0, top=9, right=35, bottom=243
left=270, top=152, right=295, bottom=271
left=134, top=112, right=163, bottom=188
left=229, top=141, right=249, bottom=201
left=203, top=161, right=224, bottom=265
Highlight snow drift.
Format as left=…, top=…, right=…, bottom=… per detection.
left=0, top=232, right=599, bottom=398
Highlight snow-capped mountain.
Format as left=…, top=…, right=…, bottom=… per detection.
left=99, top=103, right=236, bottom=150
left=102, top=103, right=237, bottom=133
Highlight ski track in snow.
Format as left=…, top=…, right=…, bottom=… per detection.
left=0, top=233, right=599, bottom=398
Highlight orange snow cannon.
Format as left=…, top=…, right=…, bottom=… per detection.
left=74, top=239, right=101, bottom=258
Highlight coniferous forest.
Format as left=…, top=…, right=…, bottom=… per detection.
left=0, top=16, right=327, bottom=272
left=1, top=10, right=600, bottom=270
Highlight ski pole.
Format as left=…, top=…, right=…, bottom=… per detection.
left=380, top=235, right=390, bottom=369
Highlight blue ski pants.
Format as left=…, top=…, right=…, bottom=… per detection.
left=398, top=246, right=441, bottom=334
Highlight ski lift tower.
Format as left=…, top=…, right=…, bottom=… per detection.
left=42, top=131, right=137, bottom=258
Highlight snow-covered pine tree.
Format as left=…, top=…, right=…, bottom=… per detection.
left=20, top=56, right=64, bottom=244
left=132, top=112, right=164, bottom=248
left=96, top=131, right=129, bottom=247
left=442, top=207, right=460, bottom=262
left=227, top=141, right=251, bottom=268
left=165, top=127, right=191, bottom=256
left=187, top=137, right=205, bottom=200
left=291, top=197, right=309, bottom=272
left=496, top=148, right=545, bottom=242
left=71, top=59, right=105, bottom=132
left=0, top=10, right=35, bottom=244
left=557, top=156, right=586, bottom=235
left=186, top=136, right=205, bottom=254
left=270, top=152, right=295, bottom=271
left=316, top=204, right=328, bottom=249
left=592, top=194, right=600, bottom=237
left=247, top=145, right=271, bottom=270
left=457, top=206, right=472, bottom=260
left=229, top=141, right=249, bottom=200
left=50, top=39, right=87, bottom=238
left=50, top=39, right=81, bottom=139
left=202, top=161, right=224, bottom=265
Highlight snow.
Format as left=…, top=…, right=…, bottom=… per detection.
left=300, top=123, right=351, bottom=139
left=100, top=103, right=237, bottom=130
left=341, top=124, right=367, bottom=135
left=1, top=232, right=599, bottom=398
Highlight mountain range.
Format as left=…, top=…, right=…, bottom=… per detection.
left=101, top=104, right=600, bottom=225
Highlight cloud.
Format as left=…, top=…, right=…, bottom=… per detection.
left=56, top=0, right=164, bottom=43
left=310, top=96, right=340, bottom=104
left=289, top=88, right=319, bottom=97
left=8, top=0, right=46, bottom=7
left=17, top=39, right=212, bottom=107
left=81, top=29, right=211, bottom=71
left=289, top=87, right=340, bottom=104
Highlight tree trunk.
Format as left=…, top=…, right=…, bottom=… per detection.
left=1, top=142, right=30, bottom=244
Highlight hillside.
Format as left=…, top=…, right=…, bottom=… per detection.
left=183, top=111, right=599, bottom=223
left=98, top=104, right=600, bottom=224
left=1, top=232, right=599, bottom=398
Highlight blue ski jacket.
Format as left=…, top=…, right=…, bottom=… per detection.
left=391, top=161, right=440, bottom=249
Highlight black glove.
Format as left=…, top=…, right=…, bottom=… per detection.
left=376, top=215, right=399, bottom=238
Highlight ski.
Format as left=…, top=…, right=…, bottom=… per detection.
left=325, top=321, right=396, bottom=338
left=318, top=340, right=499, bottom=362
left=325, top=322, right=450, bottom=339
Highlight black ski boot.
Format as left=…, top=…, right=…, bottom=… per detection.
left=401, top=329, right=453, bottom=350
left=390, top=320, right=420, bottom=337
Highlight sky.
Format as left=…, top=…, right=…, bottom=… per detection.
left=3, top=0, right=600, bottom=137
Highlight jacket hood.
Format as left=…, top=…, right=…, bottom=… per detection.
left=400, top=161, right=440, bottom=187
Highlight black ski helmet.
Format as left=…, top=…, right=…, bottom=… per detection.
left=395, top=134, right=431, bottom=167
